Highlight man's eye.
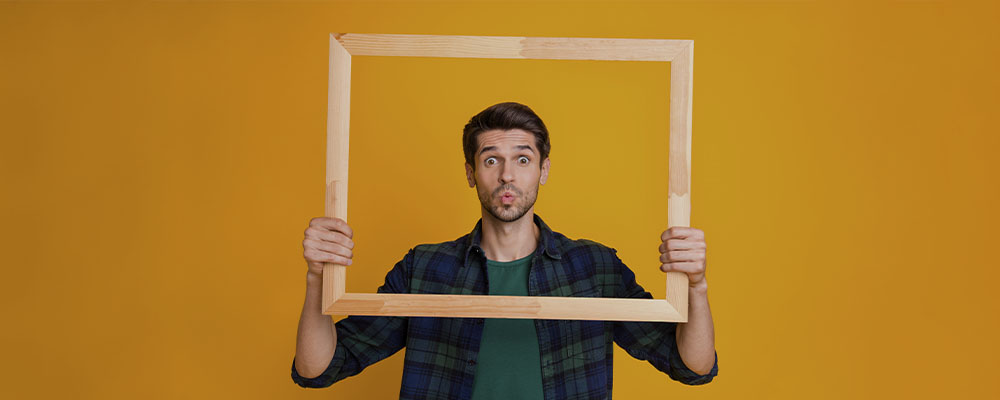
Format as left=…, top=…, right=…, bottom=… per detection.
left=518, top=157, right=529, bottom=164
left=485, top=158, right=496, bottom=166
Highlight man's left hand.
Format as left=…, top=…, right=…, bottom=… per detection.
left=659, top=226, right=708, bottom=290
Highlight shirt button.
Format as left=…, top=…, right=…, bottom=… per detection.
left=468, top=359, right=476, bottom=366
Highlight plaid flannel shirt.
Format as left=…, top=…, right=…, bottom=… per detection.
left=291, top=213, right=718, bottom=399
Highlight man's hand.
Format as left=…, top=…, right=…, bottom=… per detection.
left=296, top=217, right=353, bottom=380
left=303, top=217, right=355, bottom=277
left=658, top=226, right=708, bottom=290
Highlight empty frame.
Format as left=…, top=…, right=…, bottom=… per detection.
left=323, top=33, right=694, bottom=322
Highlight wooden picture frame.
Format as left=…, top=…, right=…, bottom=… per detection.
left=323, top=33, right=694, bottom=322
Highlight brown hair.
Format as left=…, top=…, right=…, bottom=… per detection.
left=462, top=102, right=551, bottom=170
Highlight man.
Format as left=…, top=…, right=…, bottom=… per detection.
left=292, top=102, right=718, bottom=399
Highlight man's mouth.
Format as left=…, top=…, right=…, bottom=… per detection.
left=501, top=192, right=515, bottom=204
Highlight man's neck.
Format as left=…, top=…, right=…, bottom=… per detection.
left=479, top=209, right=540, bottom=262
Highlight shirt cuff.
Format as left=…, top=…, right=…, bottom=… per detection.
left=290, top=347, right=345, bottom=388
left=667, top=342, right=719, bottom=385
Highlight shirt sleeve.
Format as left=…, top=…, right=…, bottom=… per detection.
left=290, top=248, right=414, bottom=388
left=608, top=247, right=719, bottom=385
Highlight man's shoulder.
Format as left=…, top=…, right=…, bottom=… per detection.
left=408, top=233, right=470, bottom=259
left=558, top=235, right=616, bottom=253
left=547, top=229, right=628, bottom=297
left=548, top=229, right=622, bottom=263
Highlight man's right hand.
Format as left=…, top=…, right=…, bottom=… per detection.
left=302, top=217, right=355, bottom=277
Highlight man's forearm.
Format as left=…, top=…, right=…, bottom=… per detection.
left=675, top=285, right=716, bottom=375
left=294, top=271, right=338, bottom=378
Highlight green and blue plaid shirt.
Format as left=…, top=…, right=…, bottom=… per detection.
left=291, top=214, right=718, bottom=399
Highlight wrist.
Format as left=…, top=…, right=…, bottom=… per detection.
left=689, top=280, right=708, bottom=296
left=306, top=270, right=323, bottom=285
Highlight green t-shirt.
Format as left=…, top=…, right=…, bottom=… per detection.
left=469, top=252, right=543, bottom=400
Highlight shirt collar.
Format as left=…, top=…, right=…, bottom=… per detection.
left=464, top=213, right=562, bottom=266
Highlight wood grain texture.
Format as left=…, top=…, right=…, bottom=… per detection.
left=334, top=32, right=691, bottom=61
left=327, top=293, right=685, bottom=322
left=323, top=33, right=693, bottom=322
left=323, top=181, right=346, bottom=308
left=322, top=35, right=351, bottom=312
left=666, top=42, right=694, bottom=320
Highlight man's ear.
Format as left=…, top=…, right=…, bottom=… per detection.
left=465, top=163, right=476, bottom=188
left=539, top=157, right=550, bottom=185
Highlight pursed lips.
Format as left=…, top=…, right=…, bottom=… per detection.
left=496, top=186, right=518, bottom=198
left=499, top=189, right=516, bottom=202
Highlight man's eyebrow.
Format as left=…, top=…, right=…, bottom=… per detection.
left=478, top=145, right=536, bottom=156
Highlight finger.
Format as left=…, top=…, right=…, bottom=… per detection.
left=660, top=226, right=705, bottom=241
left=309, top=217, right=354, bottom=239
left=305, top=226, right=355, bottom=249
left=659, top=261, right=704, bottom=274
left=304, top=248, right=353, bottom=265
left=659, top=249, right=705, bottom=263
left=659, top=250, right=705, bottom=263
left=304, top=238, right=353, bottom=260
left=659, top=239, right=706, bottom=253
left=308, top=217, right=338, bottom=229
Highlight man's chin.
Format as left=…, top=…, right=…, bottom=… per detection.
left=490, top=206, right=528, bottom=223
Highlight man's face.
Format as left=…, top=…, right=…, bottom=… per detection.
left=465, top=129, right=550, bottom=223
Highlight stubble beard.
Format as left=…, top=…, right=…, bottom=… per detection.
left=478, top=182, right=538, bottom=223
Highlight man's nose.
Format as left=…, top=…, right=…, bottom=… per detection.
left=499, top=162, right=514, bottom=183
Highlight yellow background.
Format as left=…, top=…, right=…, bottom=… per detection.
left=2, top=0, right=998, bottom=398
